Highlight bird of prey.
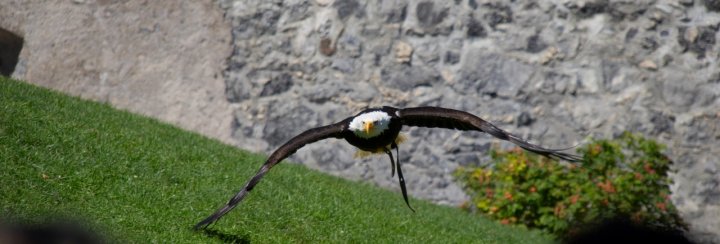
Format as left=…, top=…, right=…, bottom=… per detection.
left=194, top=106, right=581, bottom=230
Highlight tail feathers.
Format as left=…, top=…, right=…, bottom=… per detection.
left=354, top=150, right=382, bottom=158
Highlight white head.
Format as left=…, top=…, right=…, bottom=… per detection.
left=348, top=111, right=392, bottom=138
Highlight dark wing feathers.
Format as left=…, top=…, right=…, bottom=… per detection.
left=195, top=106, right=580, bottom=230
left=398, top=107, right=581, bottom=162
left=194, top=122, right=346, bottom=230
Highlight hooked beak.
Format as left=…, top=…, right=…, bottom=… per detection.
left=364, top=121, right=374, bottom=134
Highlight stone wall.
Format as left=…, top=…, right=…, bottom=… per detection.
left=0, top=0, right=234, bottom=143
left=1, top=0, right=718, bottom=242
left=218, top=0, right=719, bottom=242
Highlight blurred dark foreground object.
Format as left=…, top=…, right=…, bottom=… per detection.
left=0, top=220, right=102, bottom=244
left=565, top=218, right=693, bottom=244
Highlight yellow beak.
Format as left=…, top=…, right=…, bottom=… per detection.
left=364, top=121, right=374, bottom=134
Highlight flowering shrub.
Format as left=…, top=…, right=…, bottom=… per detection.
left=454, top=132, right=686, bottom=238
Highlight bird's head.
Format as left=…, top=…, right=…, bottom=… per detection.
left=349, top=111, right=391, bottom=138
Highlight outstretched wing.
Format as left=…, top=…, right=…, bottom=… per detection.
left=194, top=121, right=347, bottom=230
left=397, top=107, right=581, bottom=162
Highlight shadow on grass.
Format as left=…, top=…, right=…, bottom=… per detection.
left=564, top=218, right=692, bottom=244
left=0, top=219, right=104, bottom=244
left=200, top=228, right=250, bottom=244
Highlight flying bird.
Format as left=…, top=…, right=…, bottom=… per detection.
left=194, top=106, right=581, bottom=230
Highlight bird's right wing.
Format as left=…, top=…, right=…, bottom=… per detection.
left=194, top=121, right=347, bottom=230
left=397, top=106, right=581, bottom=162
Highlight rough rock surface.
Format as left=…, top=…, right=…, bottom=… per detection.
left=217, top=0, right=719, bottom=242
left=1, top=0, right=719, bottom=242
left=0, top=1, right=234, bottom=143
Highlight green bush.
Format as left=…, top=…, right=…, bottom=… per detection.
left=454, top=132, right=686, bottom=238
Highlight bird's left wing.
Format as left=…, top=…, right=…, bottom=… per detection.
left=397, top=106, right=581, bottom=162
left=194, top=121, right=347, bottom=230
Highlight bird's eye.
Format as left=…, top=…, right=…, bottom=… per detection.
left=373, top=121, right=379, bottom=125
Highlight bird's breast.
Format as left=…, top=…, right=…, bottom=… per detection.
left=344, top=124, right=402, bottom=152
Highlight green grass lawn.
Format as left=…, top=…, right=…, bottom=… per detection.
left=0, top=76, right=552, bottom=243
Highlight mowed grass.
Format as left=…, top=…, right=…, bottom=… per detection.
left=0, top=77, right=552, bottom=243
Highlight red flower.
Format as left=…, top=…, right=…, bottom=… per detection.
left=554, top=203, right=566, bottom=217
left=597, top=180, right=616, bottom=193
left=644, top=163, right=656, bottom=174
left=485, top=188, right=494, bottom=198
left=656, top=202, right=667, bottom=212
left=570, top=194, right=580, bottom=204
left=504, top=192, right=513, bottom=201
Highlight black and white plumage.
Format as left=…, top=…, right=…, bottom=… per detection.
left=194, top=106, right=581, bottom=230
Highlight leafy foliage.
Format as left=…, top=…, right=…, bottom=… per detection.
left=454, top=132, right=686, bottom=238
